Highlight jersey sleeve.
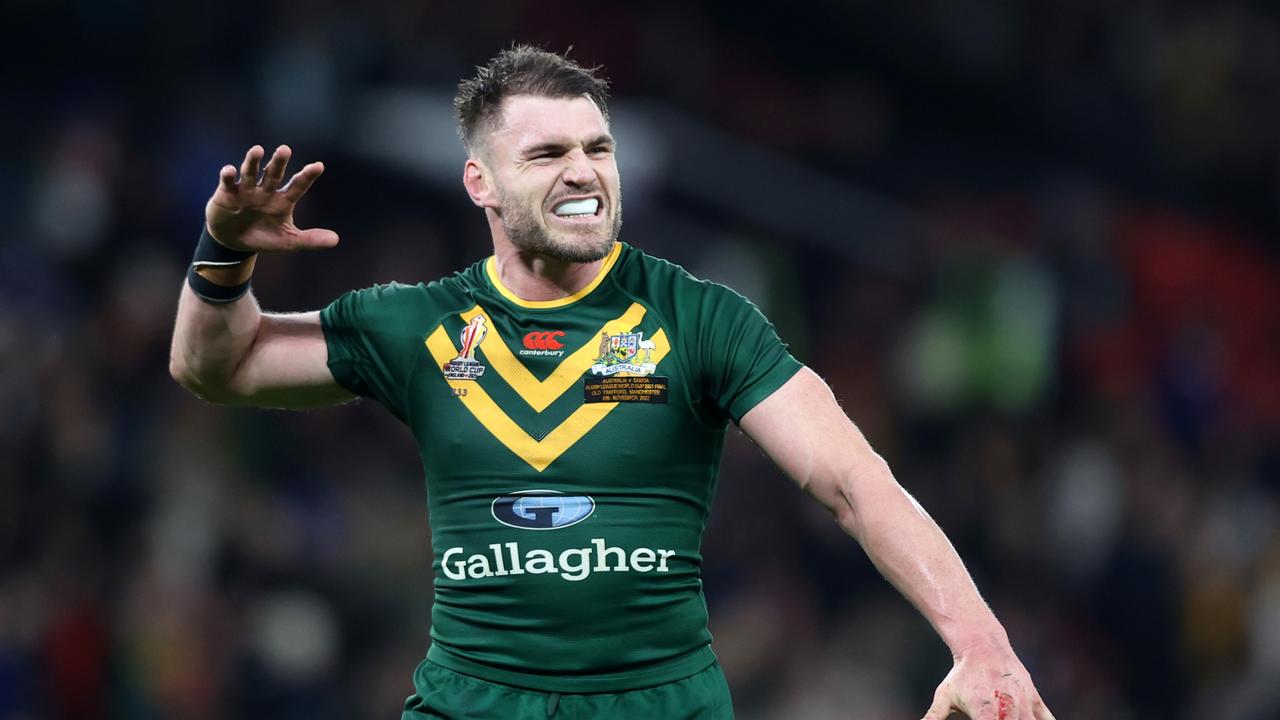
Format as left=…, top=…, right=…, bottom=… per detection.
left=698, top=282, right=804, bottom=424
left=320, top=283, right=422, bottom=424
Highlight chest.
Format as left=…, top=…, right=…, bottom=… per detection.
left=408, top=301, right=711, bottom=481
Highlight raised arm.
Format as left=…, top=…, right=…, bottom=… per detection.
left=169, top=144, right=355, bottom=408
left=739, top=368, right=1054, bottom=720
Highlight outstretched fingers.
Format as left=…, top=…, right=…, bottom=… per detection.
left=292, top=227, right=340, bottom=250
left=281, top=161, right=325, bottom=202
left=239, top=145, right=264, bottom=186
left=217, top=164, right=238, bottom=194
left=261, top=144, right=292, bottom=191
left=212, top=146, right=336, bottom=253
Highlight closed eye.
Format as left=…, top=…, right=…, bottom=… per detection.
left=523, top=143, right=569, bottom=161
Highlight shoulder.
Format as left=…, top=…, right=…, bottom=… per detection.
left=324, top=258, right=486, bottom=329
left=614, top=243, right=762, bottom=320
left=613, top=243, right=740, bottom=308
left=615, top=243, right=696, bottom=286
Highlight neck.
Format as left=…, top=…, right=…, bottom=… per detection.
left=491, top=236, right=612, bottom=302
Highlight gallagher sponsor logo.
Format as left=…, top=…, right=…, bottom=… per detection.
left=441, top=538, right=677, bottom=582
left=491, top=490, right=594, bottom=530
left=439, top=491, right=677, bottom=582
left=520, top=330, right=566, bottom=357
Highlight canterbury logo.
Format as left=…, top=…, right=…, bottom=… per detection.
left=523, top=331, right=566, bottom=350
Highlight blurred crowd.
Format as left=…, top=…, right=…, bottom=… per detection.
left=3, top=1, right=1279, bottom=719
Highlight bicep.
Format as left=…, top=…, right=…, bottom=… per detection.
left=226, top=311, right=356, bottom=408
left=738, top=367, right=888, bottom=517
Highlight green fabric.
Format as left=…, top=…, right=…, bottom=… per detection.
left=320, top=242, right=802, bottom=693
left=402, top=660, right=734, bottom=719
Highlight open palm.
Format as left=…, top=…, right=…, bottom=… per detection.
left=205, top=144, right=339, bottom=253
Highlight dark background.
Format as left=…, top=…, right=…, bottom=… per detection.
left=3, top=1, right=1279, bottom=718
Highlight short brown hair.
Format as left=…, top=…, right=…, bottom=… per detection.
left=454, top=45, right=611, bottom=154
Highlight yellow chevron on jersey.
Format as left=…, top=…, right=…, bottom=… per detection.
left=458, top=302, right=647, bottom=412
left=424, top=322, right=670, bottom=471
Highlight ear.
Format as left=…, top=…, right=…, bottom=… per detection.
left=463, top=158, right=500, bottom=210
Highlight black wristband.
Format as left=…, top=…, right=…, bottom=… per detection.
left=188, top=225, right=256, bottom=304
left=187, top=264, right=252, bottom=303
left=192, top=225, right=255, bottom=266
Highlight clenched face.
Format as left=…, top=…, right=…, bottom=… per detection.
left=474, top=95, right=622, bottom=263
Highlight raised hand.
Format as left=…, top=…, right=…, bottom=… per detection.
left=205, top=144, right=339, bottom=253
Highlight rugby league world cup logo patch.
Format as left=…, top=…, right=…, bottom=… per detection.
left=442, top=315, right=487, bottom=380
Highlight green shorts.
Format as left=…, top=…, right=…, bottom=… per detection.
left=401, top=658, right=734, bottom=720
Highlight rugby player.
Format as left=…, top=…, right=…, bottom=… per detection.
left=169, top=45, right=1055, bottom=720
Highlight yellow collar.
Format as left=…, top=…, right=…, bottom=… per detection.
left=484, top=242, right=623, bottom=309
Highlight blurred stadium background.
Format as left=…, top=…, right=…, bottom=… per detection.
left=4, top=1, right=1280, bottom=718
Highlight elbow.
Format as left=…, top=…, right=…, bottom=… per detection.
left=168, top=353, right=206, bottom=395
left=168, top=353, right=191, bottom=388
left=168, top=355, right=239, bottom=405
left=168, top=353, right=199, bottom=394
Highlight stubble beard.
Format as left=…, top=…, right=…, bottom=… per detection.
left=497, top=188, right=623, bottom=264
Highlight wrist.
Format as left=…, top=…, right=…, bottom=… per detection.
left=195, top=254, right=258, bottom=286
left=188, top=224, right=257, bottom=303
left=949, top=625, right=1012, bottom=660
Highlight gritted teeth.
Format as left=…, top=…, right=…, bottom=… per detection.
left=552, top=198, right=600, bottom=217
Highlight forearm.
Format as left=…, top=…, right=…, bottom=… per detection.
left=836, top=456, right=1008, bottom=656
left=743, top=371, right=1050, bottom=715
left=169, top=261, right=262, bottom=399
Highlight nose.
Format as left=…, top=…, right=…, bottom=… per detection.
left=561, top=149, right=596, bottom=187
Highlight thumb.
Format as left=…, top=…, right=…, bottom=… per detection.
left=293, top=227, right=340, bottom=249
left=921, top=687, right=955, bottom=720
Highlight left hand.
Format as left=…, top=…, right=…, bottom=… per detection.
left=921, top=643, right=1055, bottom=720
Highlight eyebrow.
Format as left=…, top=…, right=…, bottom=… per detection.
left=520, top=134, right=615, bottom=158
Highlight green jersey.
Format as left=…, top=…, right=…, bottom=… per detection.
left=321, top=242, right=802, bottom=693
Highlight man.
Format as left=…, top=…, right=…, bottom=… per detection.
left=169, top=46, right=1054, bottom=719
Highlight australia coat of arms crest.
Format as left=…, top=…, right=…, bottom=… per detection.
left=589, top=331, right=657, bottom=377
